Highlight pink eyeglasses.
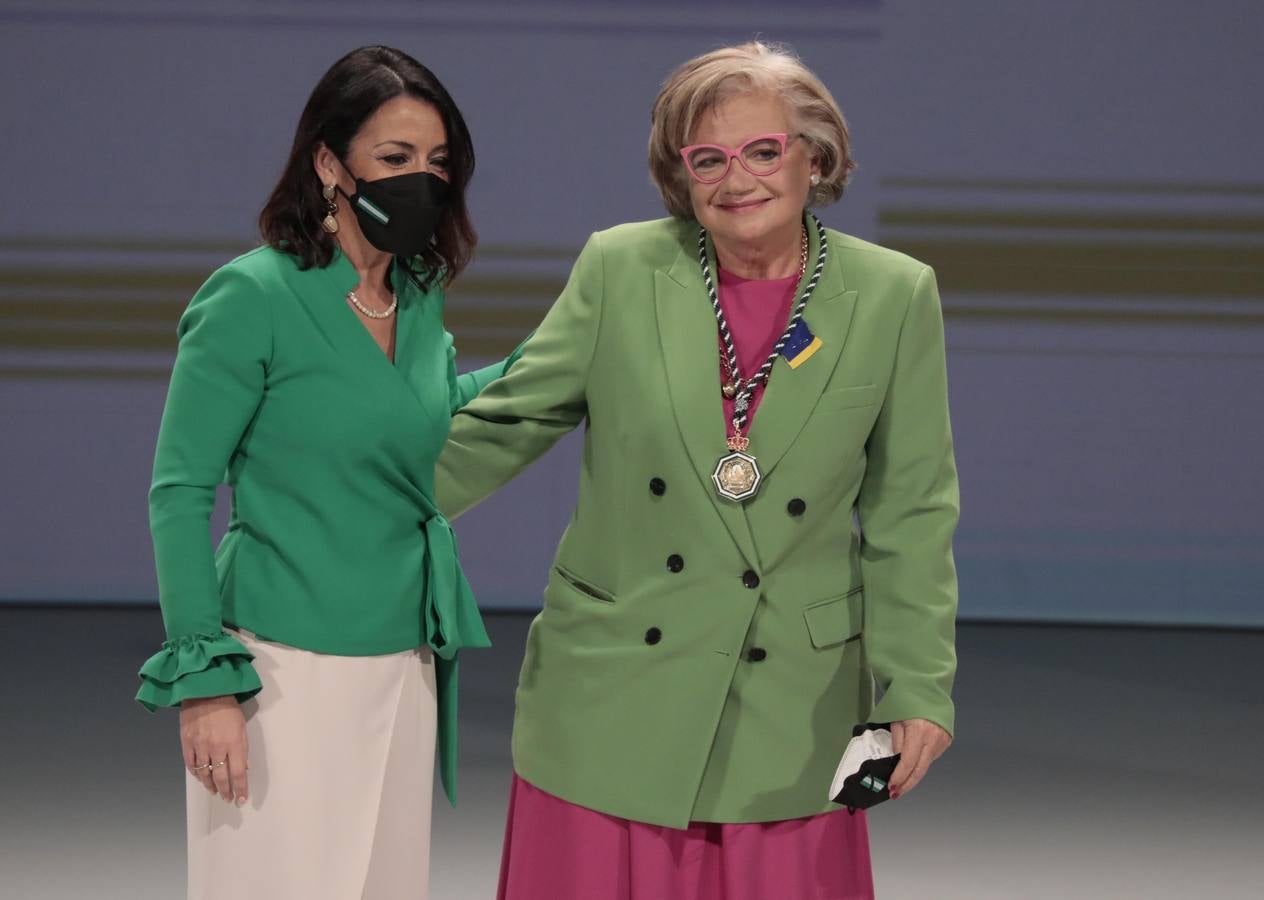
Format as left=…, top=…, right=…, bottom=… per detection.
left=679, top=132, right=801, bottom=184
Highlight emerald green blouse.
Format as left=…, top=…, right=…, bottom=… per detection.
left=135, top=245, right=515, bottom=803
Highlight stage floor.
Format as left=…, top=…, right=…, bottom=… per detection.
left=2, top=608, right=1260, bottom=899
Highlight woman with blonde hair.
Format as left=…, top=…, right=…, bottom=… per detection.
left=440, top=41, right=959, bottom=899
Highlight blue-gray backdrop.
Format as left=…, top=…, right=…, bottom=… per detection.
left=2, top=0, right=1261, bottom=626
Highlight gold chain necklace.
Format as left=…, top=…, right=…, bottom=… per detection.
left=720, top=225, right=809, bottom=400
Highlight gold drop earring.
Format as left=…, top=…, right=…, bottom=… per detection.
left=321, top=183, right=339, bottom=234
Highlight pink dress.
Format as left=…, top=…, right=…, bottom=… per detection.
left=496, top=268, right=875, bottom=900
left=497, top=776, right=873, bottom=900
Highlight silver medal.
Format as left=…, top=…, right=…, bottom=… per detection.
left=712, top=451, right=762, bottom=502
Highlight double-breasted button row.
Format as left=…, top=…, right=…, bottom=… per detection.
left=787, top=498, right=807, bottom=517
left=746, top=647, right=768, bottom=662
left=742, top=570, right=760, bottom=589
left=645, top=627, right=662, bottom=645
left=651, top=479, right=684, bottom=577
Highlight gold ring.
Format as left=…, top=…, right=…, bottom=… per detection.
left=191, top=763, right=213, bottom=772
left=211, top=760, right=227, bottom=768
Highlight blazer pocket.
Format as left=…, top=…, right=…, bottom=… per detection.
left=553, top=565, right=615, bottom=604
left=803, top=586, right=864, bottom=649
left=816, top=384, right=879, bottom=412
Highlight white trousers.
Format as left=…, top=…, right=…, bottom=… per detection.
left=186, top=630, right=437, bottom=900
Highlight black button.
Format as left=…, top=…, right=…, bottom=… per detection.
left=742, top=570, right=760, bottom=589
left=747, top=647, right=768, bottom=662
left=666, top=554, right=684, bottom=573
left=787, top=498, right=807, bottom=517
left=644, top=627, right=662, bottom=645
left=649, top=478, right=666, bottom=496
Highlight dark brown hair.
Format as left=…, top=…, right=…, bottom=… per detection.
left=259, top=46, right=476, bottom=289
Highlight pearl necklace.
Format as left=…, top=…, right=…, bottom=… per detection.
left=347, top=289, right=397, bottom=319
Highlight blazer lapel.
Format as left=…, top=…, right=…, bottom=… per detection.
left=388, top=268, right=450, bottom=436
left=304, top=249, right=363, bottom=357
left=305, top=254, right=447, bottom=434
left=655, top=244, right=759, bottom=568
left=746, top=227, right=858, bottom=480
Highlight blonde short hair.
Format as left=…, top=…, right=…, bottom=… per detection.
left=648, top=41, right=856, bottom=220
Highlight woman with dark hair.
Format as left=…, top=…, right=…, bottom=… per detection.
left=134, top=46, right=514, bottom=898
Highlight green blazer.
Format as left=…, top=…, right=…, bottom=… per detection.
left=135, top=245, right=511, bottom=804
left=438, top=216, right=959, bottom=827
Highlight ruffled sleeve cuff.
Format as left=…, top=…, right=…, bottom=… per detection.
left=135, top=630, right=263, bottom=711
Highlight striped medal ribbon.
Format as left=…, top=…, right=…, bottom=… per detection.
left=698, top=212, right=829, bottom=502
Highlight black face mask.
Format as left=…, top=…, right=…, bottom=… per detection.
left=338, top=167, right=451, bottom=258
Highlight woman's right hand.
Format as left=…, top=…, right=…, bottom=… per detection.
left=180, top=695, right=250, bottom=805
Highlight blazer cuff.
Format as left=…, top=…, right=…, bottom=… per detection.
left=868, top=686, right=955, bottom=738
left=135, top=630, right=263, bottom=711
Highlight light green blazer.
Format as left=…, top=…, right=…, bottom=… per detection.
left=438, top=216, right=959, bottom=827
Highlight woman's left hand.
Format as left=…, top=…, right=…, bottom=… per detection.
left=888, top=718, right=952, bottom=799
